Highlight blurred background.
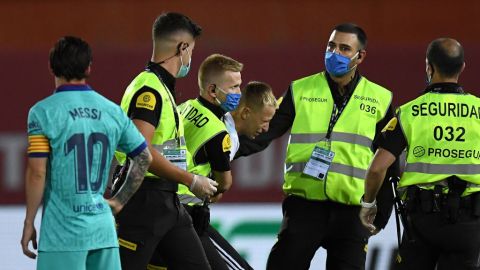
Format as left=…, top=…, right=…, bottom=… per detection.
left=1, top=0, right=479, bottom=269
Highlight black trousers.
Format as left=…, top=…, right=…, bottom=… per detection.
left=395, top=202, right=480, bottom=270
left=267, top=195, right=370, bottom=270
left=115, top=183, right=211, bottom=270
left=148, top=204, right=254, bottom=270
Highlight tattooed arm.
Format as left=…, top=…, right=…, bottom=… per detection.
left=107, top=147, right=152, bottom=214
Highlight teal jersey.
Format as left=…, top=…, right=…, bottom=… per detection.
left=27, top=84, right=146, bottom=252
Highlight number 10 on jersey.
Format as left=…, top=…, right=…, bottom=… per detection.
left=65, top=132, right=110, bottom=193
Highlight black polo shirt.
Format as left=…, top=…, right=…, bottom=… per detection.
left=378, top=82, right=464, bottom=157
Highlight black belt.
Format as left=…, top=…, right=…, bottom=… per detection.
left=415, top=188, right=478, bottom=207
left=405, top=186, right=480, bottom=219
left=140, top=177, right=178, bottom=192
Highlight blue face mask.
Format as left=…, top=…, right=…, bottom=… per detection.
left=215, top=86, right=241, bottom=112
left=176, top=48, right=191, bottom=78
left=324, top=51, right=359, bottom=77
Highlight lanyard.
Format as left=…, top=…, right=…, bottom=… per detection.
left=326, top=91, right=352, bottom=139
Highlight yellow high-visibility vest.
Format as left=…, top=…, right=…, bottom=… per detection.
left=285, top=72, right=392, bottom=205
left=398, top=91, right=480, bottom=196
left=176, top=98, right=228, bottom=204
left=115, top=71, right=187, bottom=180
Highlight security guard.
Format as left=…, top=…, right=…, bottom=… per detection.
left=148, top=54, right=254, bottom=270
left=114, top=13, right=217, bottom=270
left=360, top=38, right=480, bottom=270
left=236, top=23, right=398, bottom=270
left=179, top=54, right=243, bottom=202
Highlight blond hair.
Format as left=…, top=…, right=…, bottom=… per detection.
left=240, top=81, right=277, bottom=111
left=198, top=54, right=243, bottom=92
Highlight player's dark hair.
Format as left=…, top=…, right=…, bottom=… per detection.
left=152, top=12, right=202, bottom=40
left=49, top=36, right=92, bottom=81
left=333, top=23, right=368, bottom=49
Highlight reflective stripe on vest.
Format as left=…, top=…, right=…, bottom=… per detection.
left=404, top=163, right=480, bottom=175
left=286, top=162, right=367, bottom=179
left=290, top=131, right=373, bottom=148
left=177, top=194, right=203, bottom=205
left=176, top=99, right=227, bottom=205
left=285, top=72, right=392, bottom=204
left=115, top=71, right=187, bottom=180
left=152, top=137, right=186, bottom=154
left=398, top=92, right=480, bottom=196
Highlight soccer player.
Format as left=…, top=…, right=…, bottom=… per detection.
left=20, top=36, right=152, bottom=270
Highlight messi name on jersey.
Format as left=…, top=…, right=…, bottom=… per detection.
left=69, top=107, right=102, bottom=121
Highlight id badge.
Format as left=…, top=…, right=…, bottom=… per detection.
left=303, top=146, right=335, bottom=180
left=164, top=149, right=187, bottom=171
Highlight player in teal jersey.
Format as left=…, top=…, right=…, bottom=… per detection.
left=20, top=36, right=152, bottom=270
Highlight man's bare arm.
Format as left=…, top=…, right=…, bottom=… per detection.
left=21, top=157, right=47, bottom=259
left=107, top=147, right=152, bottom=214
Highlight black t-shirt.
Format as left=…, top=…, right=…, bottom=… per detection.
left=191, top=97, right=231, bottom=172
left=377, top=82, right=465, bottom=157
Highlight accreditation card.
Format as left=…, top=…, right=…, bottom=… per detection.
left=163, top=149, right=187, bottom=171
left=303, top=146, right=335, bottom=180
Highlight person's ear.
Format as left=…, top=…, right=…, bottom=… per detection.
left=177, top=42, right=189, bottom=55
left=241, top=107, right=250, bottom=120
left=48, top=61, right=54, bottom=76
left=85, top=65, right=92, bottom=76
left=426, top=62, right=434, bottom=75
left=357, top=50, right=366, bottom=64
left=208, top=84, right=217, bottom=99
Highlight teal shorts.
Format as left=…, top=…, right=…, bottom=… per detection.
left=37, top=247, right=121, bottom=270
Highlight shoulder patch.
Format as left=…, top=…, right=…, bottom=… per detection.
left=136, top=92, right=156, bottom=110
left=382, top=117, right=398, bottom=132
left=28, top=120, right=42, bottom=133
left=222, top=133, right=231, bottom=152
